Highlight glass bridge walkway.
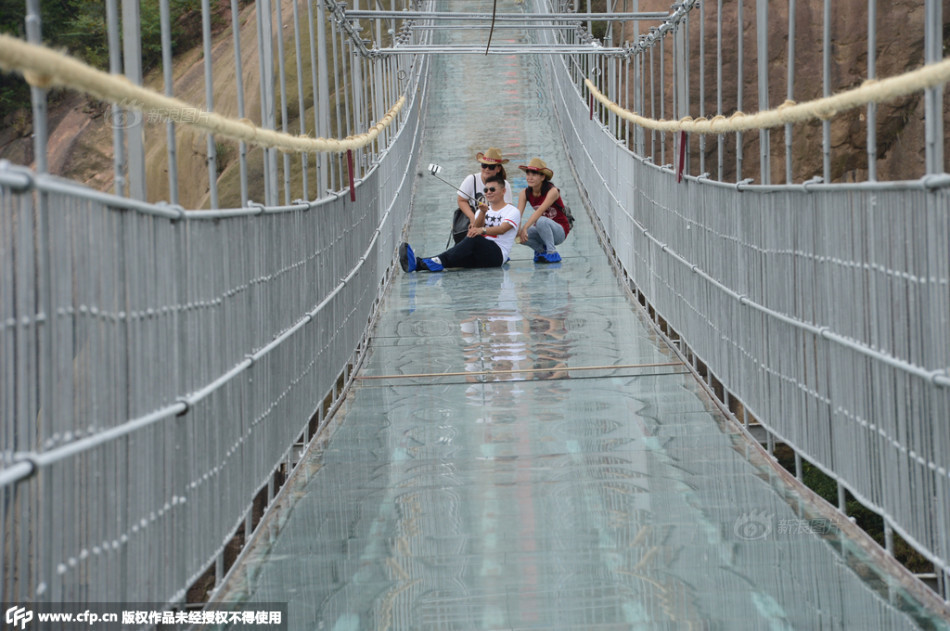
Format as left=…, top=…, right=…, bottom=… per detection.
left=215, top=18, right=949, bottom=631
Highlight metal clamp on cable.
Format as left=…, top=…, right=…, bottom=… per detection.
left=933, top=369, right=950, bottom=388
left=246, top=200, right=267, bottom=215
left=174, top=397, right=192, bottom=417
left=20, top=454, right=38, bottom=480
left=921, top=173, right=950, bottom=190
left=0, top=455, right=39, bottom=487
left=157, top=202, right=186, bottom=222
left=0, top=160, right=36, bottom=193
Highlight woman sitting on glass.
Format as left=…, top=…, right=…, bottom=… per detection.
left=516, top=158, right=572, bottom=263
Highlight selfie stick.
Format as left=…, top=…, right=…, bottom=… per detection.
left=426, top=164, right=477, bottom=206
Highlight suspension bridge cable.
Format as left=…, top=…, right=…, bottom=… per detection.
left=585, top=56, right=950, bottom=134
left=0, top=33, right=404, bottom=154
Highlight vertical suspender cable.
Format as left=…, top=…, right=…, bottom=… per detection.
left=786, top=0, right=795, bottom=183
left=307, top=0, right=322, bottom=197
left=608, top=56, right=616, bottom=136
left=274, top=0, right=291, bottom=205
left=329, top=7, right=344, bottom=188
left=636, top=0, right=644, bottom=154
left=24, top=0, right=47, bottom=173
left=201, top=0, right=219, bottom=208
left=716, top=0, right=723, bottom=181
left=160, top=0, right=180, bottom=205
left=122, top=0, right=147, bottom=201
left=291, top=0, right=309, bottom=201
left=866, top=0, right=876, bottom=181
left=683, top=11, right=690, bottom=172
left=373, top=9, right=384, bottom=152
left=659, top=35, right=665, bottom=165
left=257, top=0, right=279, bottom=206
left=106, top=0, right=126, bottom=197
left=924, top=0, right=944, bottom=174
left=230, top=0, right=250, bottom=207
left=637, top=32, right=644, bottom=156
left=312, top=0, right=331, bottom=195
left=340, top=10, right=353, bottom=140
left=649, top=42, right=655, bottom=161
left=366, top=50, right=376, bottom=163
left=349, top=0, right=361, bottom=182
left=699, top=0, right=705, bottom=175
left=599, top=56, right=605, bottom=124
left=624, top=45, right=630, bottom=149
left=822, top=0, right=831, bottom=182
left=679, top=13, right=689, bottom=175
left=735, top=0, right=743, bottom=181
left=670, top=23, right=676, bottom=143
left=756, top=0, right=769, bottom=184
left=587, top=0, right=592, bottom=42
left=606, top=2, right=615, bottom=135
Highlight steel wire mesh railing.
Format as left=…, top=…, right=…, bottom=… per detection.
left=3, top=0, right=950, bottom=613
left=538, top=0, right=950, bottom=598
left=1, top=0, right=430, bottom=608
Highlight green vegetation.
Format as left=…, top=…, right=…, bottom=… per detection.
left=775, top=446, right=933, bottom=574
left=0, top=0, right=202, bottom=122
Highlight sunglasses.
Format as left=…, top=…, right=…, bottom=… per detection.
left=481, top=163, right=499, bottom=169
left=484, top=186, right=500, bottom=193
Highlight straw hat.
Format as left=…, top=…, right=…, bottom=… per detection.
left=518, top=157, right=553, bottom=180
left=475, top=147, right=509, bottom=165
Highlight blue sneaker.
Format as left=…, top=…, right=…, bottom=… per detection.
left=542, top=251, right=562, bottom=263
left=399, top=242, right=416, bottom=272
left=533, top=251, right=545, bottom=263
left=420, top=257, right=444, bottom=272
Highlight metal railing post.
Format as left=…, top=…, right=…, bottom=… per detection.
left=756, top=0, right=770, bottom=185
left=122, top=0, right=147, bottom=201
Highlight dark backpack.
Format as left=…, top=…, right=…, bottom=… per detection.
left=561, top=203, right=575, bottom=227
left=449, top=174, right=482, bottom=245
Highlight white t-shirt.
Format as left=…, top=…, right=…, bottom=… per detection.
left=479, top=202, right=521, bottom=261
left=458, top=173, right=514, bottom=207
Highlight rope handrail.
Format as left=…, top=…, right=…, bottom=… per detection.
left=0, top=33, right=404, bottom=154
left=585, top=56, right=950, bottom=134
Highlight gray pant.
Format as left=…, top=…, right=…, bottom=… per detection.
left=523, top=216, right=566, bottom=253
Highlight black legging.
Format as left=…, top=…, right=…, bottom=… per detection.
left=434, top=236, right=504, bottom=268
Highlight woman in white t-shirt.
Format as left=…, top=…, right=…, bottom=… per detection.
left=400, top=174, right=520, bottom=272
left=455, top=147, right=514, bottom=238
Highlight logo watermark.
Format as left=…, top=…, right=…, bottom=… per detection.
left=109, top=104, right=144, bottom=130
left=733, top=510, right=773, bottom=540
left=108, top=100, right=217, bottom=131
left=5, top=605, right=33, bottom=630
left=2, top=602, right=286, bottom=629
left=733, top=511, right=834, bottom=541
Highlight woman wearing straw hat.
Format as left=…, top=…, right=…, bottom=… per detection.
left=516, top=158, right=572, bottom=263
left=454, top=148, right=514, bottom=242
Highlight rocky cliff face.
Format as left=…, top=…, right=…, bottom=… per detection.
left=0, top=0, right=264, bottom=208
left=3, top=1, right=947, bottom=191
left=621, top=0, right=949, bottom=183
